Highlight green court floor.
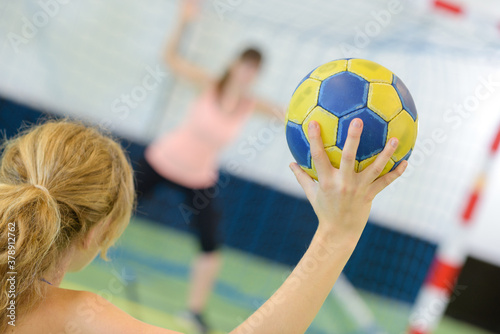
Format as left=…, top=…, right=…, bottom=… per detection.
left=61, top=217, right=492, bottom=334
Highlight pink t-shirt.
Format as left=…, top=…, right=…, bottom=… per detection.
left=145, top=88, right=255, bottom=189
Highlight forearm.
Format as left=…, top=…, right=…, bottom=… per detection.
left=231, top=228, right=358, bottom=334
left=231, top=117, right=406, bottom=333
left=163, top=8, right=212, bottom=85
left=165, top=18, right=188, bottom=63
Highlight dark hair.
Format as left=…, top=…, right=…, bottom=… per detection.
left=215, top=48, right=263, bottom=97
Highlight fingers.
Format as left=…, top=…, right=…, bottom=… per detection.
left=368, top=160, right=408, bottom=197
left=290, top=162, right=315, bottom=198
left=364, top=137, right=399, bottom=182
left=308, top=121, right=334, bottom=182
left=340, top=119, right=363, bottom=176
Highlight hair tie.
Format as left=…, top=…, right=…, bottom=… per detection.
left=34, top=184, right=50, bottom=195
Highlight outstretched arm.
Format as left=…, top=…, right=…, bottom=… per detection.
left=164, top=0, right=213, bottom=87
left=88, top=119, right=406, bottom=334
left=230, top=118, right=407, bottom=333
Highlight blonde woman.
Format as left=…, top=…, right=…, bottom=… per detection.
left=138, top=2, right=280, bottom=330
left=0, top=118, right=406, bottom=333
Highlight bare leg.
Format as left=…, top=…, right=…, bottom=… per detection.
left=187, top=251, right=222, bottom=313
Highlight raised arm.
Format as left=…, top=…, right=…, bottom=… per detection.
left=164, top=0, right=213, bottom=87
left=88, top=119, right=406, bottom=334
left=230, top=118, right=407, bottom=333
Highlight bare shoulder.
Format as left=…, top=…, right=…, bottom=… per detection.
left=12, top=289, right=101, bottom=333
left=13, top=288, right=182, bottom=334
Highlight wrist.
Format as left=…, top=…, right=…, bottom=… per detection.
left=314, top=223, right=360, bottom=252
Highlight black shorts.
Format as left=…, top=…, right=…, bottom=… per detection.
left=134, top=157, right=221, bottom=253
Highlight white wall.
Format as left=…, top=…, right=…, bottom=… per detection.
left=0, top=0, right=178, bottom=142
left=0, top=0, right=499, bottom=264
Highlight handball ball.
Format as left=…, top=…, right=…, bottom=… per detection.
left=285, top=58, right=418, bottom=180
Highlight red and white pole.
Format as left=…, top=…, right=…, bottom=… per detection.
left=408, top=124, right=500, bottom=334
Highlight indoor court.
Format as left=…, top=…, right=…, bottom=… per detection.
left=1, top=0, right=500, bottom=333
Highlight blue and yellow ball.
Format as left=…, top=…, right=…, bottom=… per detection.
left=285, top=58, right=418, bottom=179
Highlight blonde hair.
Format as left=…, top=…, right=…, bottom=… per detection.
left=0, top=119, right=136, bottom=331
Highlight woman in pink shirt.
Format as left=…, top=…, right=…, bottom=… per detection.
left=135, top=2, right=280, bottom=331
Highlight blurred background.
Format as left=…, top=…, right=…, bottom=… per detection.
left=1, top=0, right=500, bottom=333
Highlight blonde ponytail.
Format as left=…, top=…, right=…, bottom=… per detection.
left=0, top=119, right=135, bottom=331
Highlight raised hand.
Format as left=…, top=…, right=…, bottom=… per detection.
left=290, top=118, right=408, bottom=241
left=230, top=119, right=408, bottom=334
